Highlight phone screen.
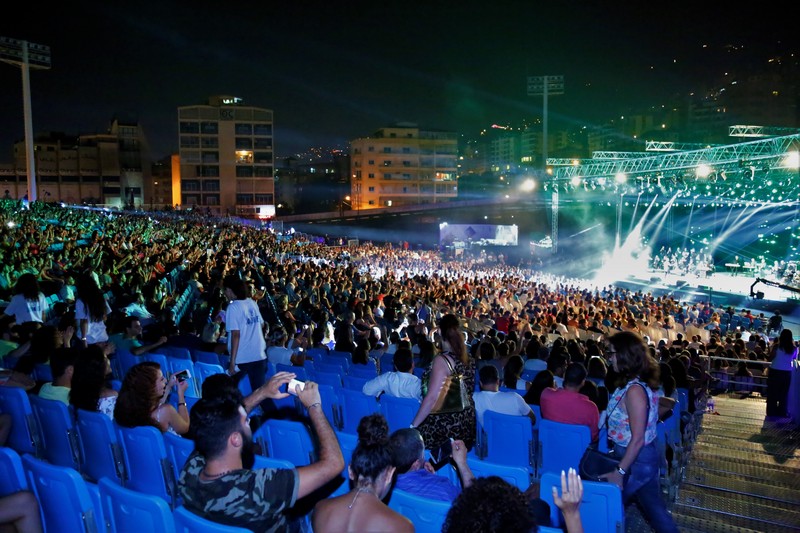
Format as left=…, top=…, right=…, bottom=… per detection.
left=175, top=370, right=190, bottom=382
left=287, top=378, right=305, bottom=395
left=429, top=438, right=454, bottom=465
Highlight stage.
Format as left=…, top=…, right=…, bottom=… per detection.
left=616, top=269, right=800, bottom=315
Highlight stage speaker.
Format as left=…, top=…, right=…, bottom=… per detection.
left=755, top=291, right=765, bottom=300
left=676, top=280, right=688, bottom=287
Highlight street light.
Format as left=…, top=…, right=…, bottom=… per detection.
left=340, top=195, right=351, bottom=216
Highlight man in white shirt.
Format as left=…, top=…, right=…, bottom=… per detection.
left=472, top=364, right=535, bottom=428
left=362, top=347, right=421, bottom=401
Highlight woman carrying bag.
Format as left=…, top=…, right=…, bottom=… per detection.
left=410, top=313, right=476, bottom=451
left=600, top=331, right=679, bottom=533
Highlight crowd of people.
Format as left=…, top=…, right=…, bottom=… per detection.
left=1, top=197, right=797, bottom=532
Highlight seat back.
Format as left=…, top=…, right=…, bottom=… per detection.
left=253, top=455, right=295, bottom=470
left=314, top=366, right=345, bottom=387
left=173, top=505, right=252, bottom=533
left=387, top=488, right=450, bottom=533
left=34, top=363, right=53, bottom=382
left=193, top=361, right=225, bottom=389
left=379, top=395, right=421, bottom=434
left=276, top=363, right=307, bottom=381
left=466, top=455, right=531, bottom=491
left=22, top=453, right=100, bottom=533
left=483, top=410, right=535, bottom=472
left=343, top=374, right=371, bottom=392
left=339, top=389, right=380, bottom=434
left=0, top=386, right=41, bottom=456
left=29, top=395, right=81, bottom=471
left=254, top=418, right=316, bottom=467
left=538, top=419, right=592, bottom=477
left=114, top=348, right=139, bottom=381
left=192, top=349, right=222, bottom=366
left=328, top=430, right=358, bottom=498
left=316, top=383, right=341, bottom=430
left=163, top=431, right=196, bottom=482
left=0, top=446, right=27, bottom=496
left=143, top=353, right=171, bottom=377
left=379, top=353, right=395, bottom=374
left=161, top=346, right=192, bottom=360
left=168, top=359, right=200, bottom=398
left=98, top=476, right=175, bottom=533
left=116, top=424, right=177, bottom=508
left=75, top=408, right=127, bottom=485
left=539, top=471, right=624, bottom=533
left=347, top=361, right=378, bottom=379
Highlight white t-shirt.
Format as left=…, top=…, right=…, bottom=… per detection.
left=473, top=389, right=532, bottom=427
left=4, top=293, right=48, bottom=324
left=225, top=298, right=266, bottom=364
left=362, top=372, right=422, bottom=401
left=75, top=298, right=112, bottom=344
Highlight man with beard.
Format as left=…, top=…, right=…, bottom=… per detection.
left=178, top=374, right=344, bottom=531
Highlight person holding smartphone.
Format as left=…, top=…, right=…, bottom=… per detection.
left=388, top=428, right=474, bottom=502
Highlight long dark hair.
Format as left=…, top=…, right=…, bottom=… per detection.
left=350, top=413, right=393, bottom=488
left=778, top=329, right=796, bottom=353
left=76, top=273, right=107, bottom=322
left=13, top=273, right=41, bottom=301
left=439, top=313, right=468, bottom=365
left=69, top=345, right=110, bottom=412
left=503, top=355, right=524, bottom=389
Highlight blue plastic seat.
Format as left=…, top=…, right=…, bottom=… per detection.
left=379, top=353, right=395, bottom=374
left=379, top=395, right=421, bottom=435
left=161, top=346, right=192, bottom=360
left=328, top=430, right=358, bottom=498
left=316, top=383, right=341, bottom=430
left=480, top=410, right=536, bottom=476
left=193, top=361, right=225, bottom=389
left=348, top=361, right=378, bottom=379
left=143, top=353, right=171, bottom=377
left=174, top=505, right=252, bottom=532
left=276, top=363, right=307, bottom=381
left=29, top=395, right=81, bottom=471
left=253, top=455, right=295, bottom=470
left=116, top=424, right=178, bottom=508
left=339, top=389, right=380, bottom=434
left=254, top=418, right=317, bottom=467
left=539, top=470, right=624, bottom=533
left=314, top=366, right=345, bottom=386
left=33, top=363, right=53, bottom=382
left=192, top=349, right=222, bottom=366
left=168, top=358, right=201, bottom=398
left=164, top=431, right=196, bottom=482
left=114, top=348, right=139, bottom=380
left=387, top=488, right=450, bottom=533
left=466, top=455, right=532, bottom=491
left=538, top=419, right=592, bottom=478
left=74, top=408, right=128, bottom=485
left=0, top=386, right=41, bottom=456
left=343, top=374, right=371, bottom=392
left=98, top=476, right=175, bottom=533
left=0, top=446, right=27, bottom=496
left=22, top=453, right=102, bottom=533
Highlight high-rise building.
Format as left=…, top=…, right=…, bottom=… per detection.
left=349, top=123, right=458, bottom=210
left=177, top=95, right=274, bottom=217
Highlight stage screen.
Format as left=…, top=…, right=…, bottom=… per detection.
left=439, top=223, right=518, bottom=247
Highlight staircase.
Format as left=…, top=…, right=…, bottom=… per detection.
left=627, top=393, right=800, bottom=532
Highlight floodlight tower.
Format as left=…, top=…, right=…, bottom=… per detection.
left=0, top=37, right=51, bottom=202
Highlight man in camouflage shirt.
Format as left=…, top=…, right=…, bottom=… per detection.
left=179, top=373, right=344, bottom=531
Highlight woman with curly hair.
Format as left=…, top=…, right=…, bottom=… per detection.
left=114, top=361, right=190, bottom=435
left=312, top=413, right=412, bottom=533
left=69, top=345, right=118, bottom=420
left=443, top=471, right=584, bottom=532
left=74, top=272, right=112, bottom=347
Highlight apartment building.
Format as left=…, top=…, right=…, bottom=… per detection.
left=349, top=123, right=458, bottom=210
left=177, top=95, right=274, bottom=217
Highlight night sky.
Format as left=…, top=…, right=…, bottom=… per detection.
left=1, top=1, right=796, bottom=162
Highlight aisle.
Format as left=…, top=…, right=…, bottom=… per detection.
left=667, top=394, right=800, bottom=533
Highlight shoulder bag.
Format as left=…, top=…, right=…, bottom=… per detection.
left=579, top=381, right=649, bottom=481
left=422, top=353, right=470, bottom=414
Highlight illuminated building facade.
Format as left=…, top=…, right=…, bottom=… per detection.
left=177, top=95, right=274, bottom=217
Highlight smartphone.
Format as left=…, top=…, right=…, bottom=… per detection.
left=287, top=378, right=305, bottom=395
left=174, top=369, right=191, bottom=382
left=429, top=438, right=454, bottom=466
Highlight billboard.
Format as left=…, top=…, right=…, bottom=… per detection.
left=439, top=223, right=518, bottom=247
